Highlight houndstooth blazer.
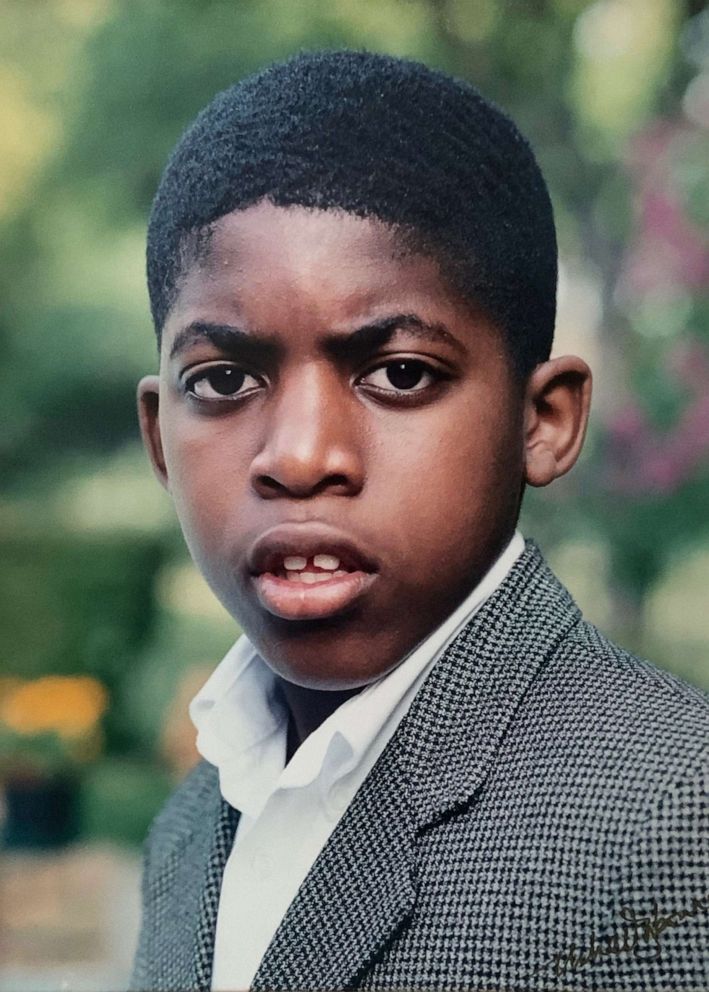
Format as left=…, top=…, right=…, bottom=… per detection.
left=131, top=541, right=709, bottom=991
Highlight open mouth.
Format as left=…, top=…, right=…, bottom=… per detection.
left=249, top=530, right=379, bottom=621
left=274, top=553, right=354, bottom=583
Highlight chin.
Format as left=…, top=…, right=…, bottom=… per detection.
left=270, top=662, right=378, bottom=692
left=234, top=590, right=413, bottom=689
left=259, top=641, right=395, bottom=690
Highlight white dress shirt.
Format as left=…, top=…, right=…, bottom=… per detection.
left=190, top=530, right=524, bottom=991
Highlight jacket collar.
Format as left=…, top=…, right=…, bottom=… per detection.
left=250, top=541, right=581, bottom=990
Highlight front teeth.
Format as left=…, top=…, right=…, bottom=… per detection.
left=282, top=553, right=342, bottom=579
left=283, top=554, right=347, bottom=585
left=285, top=568, right=349, bottom=583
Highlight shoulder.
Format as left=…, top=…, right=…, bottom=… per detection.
left=485, top=539, right=707, bottom=785
left=547, top=617, right=708, bottom=750
left=142, top=758, right=221, bottom=868
left=520, top=615, right=708, bottom=821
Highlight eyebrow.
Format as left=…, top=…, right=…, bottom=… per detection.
left=325, top=314, right=467, bottom=361
left=169, top=314, right=467, bottom=363
left=169, top=322, right=282, bottom=363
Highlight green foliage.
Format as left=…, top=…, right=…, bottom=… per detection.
left=0, top=531, right=163, bottom=682
left=120, top=608, right=237, bottom=754
left=79, top=756, right=173, bottom=846
left=0, top=728, right=78, bottom=779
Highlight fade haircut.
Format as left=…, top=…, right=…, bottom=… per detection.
left=147, top=50, right=557, bottom=377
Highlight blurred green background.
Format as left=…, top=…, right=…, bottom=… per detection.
left=1, top=0, right=708, bottom=854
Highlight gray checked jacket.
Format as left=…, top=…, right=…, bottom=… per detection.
left=131, top=542, right=709, bottom=991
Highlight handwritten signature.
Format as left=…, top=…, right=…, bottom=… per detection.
left=549, top=896, right=709, bottom=978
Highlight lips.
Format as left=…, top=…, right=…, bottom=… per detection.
left=247, top=522, right=379, bottom=621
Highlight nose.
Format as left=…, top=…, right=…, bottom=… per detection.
left=249, top=365, right=365, bottom=500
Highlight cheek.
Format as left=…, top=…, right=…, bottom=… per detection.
left=161, top=412, right=249, bottom=546
left=374, top=399, right=523, bottom=566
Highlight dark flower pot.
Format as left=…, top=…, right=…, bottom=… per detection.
left=2, top=775, right=79, bottom=849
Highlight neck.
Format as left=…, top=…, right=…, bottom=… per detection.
left=277, top=677, right=362, bottom=760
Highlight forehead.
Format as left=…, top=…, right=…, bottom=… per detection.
left=207, top=202, right=408, bottom=268
left=167, top=202, right=476, bottom=338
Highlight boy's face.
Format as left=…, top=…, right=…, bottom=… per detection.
left=140, top=202, right=530, bottom=689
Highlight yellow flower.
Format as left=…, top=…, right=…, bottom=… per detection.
left=0, top=675, right=108, bottom=741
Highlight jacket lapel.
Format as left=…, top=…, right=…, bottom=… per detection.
left=192, top=797, right=240, bottom=992
left=139, top=761, right=239, bottom=992
left=399, top=539, right=581, bottom=828
left=252, top=717, right=417, bottom=991
left=252, top=542, right=582, bottom=990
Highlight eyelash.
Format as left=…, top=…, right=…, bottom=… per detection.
left=183, top=365, right=263, bottom=402
left=358, top=360, right=445, bottom=398
left=182, top=358, right=449, bottom=404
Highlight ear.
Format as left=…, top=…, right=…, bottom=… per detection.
left=523, top=356, right=592, bottom=487
left=137, top=375, right=170, bottom=491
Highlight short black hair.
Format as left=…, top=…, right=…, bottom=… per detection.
left=147, top=50, right=556, bottom=377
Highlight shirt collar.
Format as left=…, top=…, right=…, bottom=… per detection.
left=190, top=530, right=524, bottom=817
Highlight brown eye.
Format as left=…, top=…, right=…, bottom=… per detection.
left=360, top=360, right=437, bottom=393
left=185, top=365, right=261, bottom=401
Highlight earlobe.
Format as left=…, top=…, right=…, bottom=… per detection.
left=523, top=356, right=592, bottom=488
left=137, top=375, right=170, bottom=491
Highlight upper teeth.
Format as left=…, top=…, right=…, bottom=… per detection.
left=283, top=554, right=341, bottom=571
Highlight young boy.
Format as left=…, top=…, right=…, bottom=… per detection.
left=132, top=51, right=708, bottom=992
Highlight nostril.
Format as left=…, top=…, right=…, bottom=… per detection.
left=253, top=472, right=355, bottom=499
left=317, top=474, right=351, bottom=494
left=254, top=474, right=285, bottom=496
